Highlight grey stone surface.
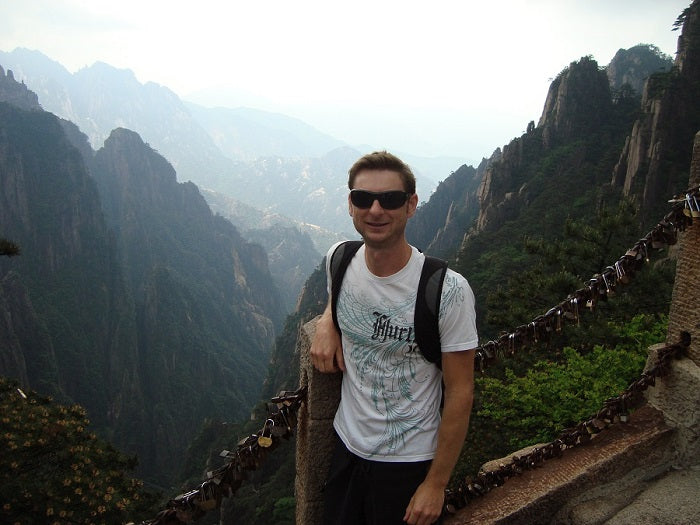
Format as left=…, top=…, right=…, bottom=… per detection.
left=604, top=468, right=700, bottom=525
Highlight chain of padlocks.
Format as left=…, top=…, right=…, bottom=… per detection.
left=137, top=186, right=698, bottom=524
left=138, top=387, right=306, bottom=525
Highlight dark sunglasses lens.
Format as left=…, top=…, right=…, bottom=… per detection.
left=350, top=190, right=374, bottom=208
left=351, top=190, right=408, bottom=209
left=379, top=191, right=408, bottom=209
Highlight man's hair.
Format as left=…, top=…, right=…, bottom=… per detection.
left=347, top=151, right=416, bottom=194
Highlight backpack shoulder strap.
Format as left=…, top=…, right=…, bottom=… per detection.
left=414, top=255, right=448, bottom=367
left=330, top=240, right=363, bottom=333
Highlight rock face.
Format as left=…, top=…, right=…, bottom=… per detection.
left=0, top=66, right=40, bottom=110
left=606, top=44, right=674, bottom=95
left=0, top=95, right=282, bottom=484
left=611, top=1, right=700, bottom=222
left=0, top=102, right=133, bottom=421
left=539, top=56, right=613, bottom=150
left=456, top=55, right=617, bottom=239
left=474, top=139, right=534, bottom=234
left=462, top=44, right=676, bottom=244
left=407, top=162, right=483, bottom=257
left=0, top=272, right=56, bottom=389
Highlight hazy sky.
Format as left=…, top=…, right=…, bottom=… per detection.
left=0, top=0, right=691, bottom=163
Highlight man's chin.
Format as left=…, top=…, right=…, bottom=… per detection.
left=362, top=234, right=396, bottom=249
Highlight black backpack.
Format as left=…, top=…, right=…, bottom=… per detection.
left=329, top=240, right=448, bottom=368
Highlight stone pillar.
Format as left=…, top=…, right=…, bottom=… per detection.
left=295, top=317, right=342, bottom=525
left=646, top=130, right=700, bottom=467
left=666, top=130, right=700, bottom=366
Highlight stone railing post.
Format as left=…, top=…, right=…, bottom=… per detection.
left=295, top=317, right=341, bottom=525
left=646, top=130, right=700, bottom=467
left=666, top=130, right=700, bottom=366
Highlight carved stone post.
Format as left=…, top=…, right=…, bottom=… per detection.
left=646, top=130, right=700, bottom=467
left=295, top=317, right=342, bottom=525
left=666, top=130, right=700, bottom=366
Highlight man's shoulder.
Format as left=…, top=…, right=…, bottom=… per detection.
left=441, top=268, right=474, bottom=300
left=326, top=240, right=364, bottom=268
left=444, top=267, right=468, bottom=281
left=327, top=240, right=352, bottom=258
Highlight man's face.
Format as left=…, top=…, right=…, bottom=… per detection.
left=348, top=169, right=418, bottom=250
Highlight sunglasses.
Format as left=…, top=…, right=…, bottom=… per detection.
left=349, top=190, right=411, bottom=210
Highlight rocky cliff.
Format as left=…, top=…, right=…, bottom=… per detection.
left=407, top=162, right=483, bottom=257
left=91, top=127, right=283, bottom=482
left=467, top=43, right=671, bottom=243
left=0, top=101, right=132, bottom=422
left=421, top=55, right=616, bottom=244
left=606, top=44, right=674, bottom=95
left=0, top=66, right=41, bottom=110
left=0, top=95, right=283, bottom=484
left=612, top=0, right=700, bottom=224
left=539, top=56, right=613, bottom=150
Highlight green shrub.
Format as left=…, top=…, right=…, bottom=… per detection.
left=0, top=377, right=158, bottom=524
left=475, top=314, right=665, bottom=450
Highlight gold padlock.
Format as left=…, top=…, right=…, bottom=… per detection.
left=258, top=435, right=273, bottom=448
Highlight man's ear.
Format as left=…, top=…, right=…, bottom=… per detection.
left=407, top=193, right=419, bottom=218
left=348, top=193, right=354, bottom=216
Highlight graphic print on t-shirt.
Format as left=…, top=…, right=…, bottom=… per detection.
left=337, top=283, right=435, bottom=456
left=440, top=273, right=465, bottom=316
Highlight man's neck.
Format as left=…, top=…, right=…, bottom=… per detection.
left=364, top=241, right=412, bottom=277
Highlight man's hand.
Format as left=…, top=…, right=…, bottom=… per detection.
left=310, top=304, right=345, bottom=373
left=403, top=480, right=444, bottom=525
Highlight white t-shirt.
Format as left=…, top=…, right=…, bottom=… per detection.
left=326, top=243, right=478, bottom=462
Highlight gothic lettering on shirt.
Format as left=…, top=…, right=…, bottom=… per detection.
left=371, top=311, right=419, bottom=354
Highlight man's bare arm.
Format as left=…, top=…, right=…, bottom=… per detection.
left=404, top=350, right=475, bottom=525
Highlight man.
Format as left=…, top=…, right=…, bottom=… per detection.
left=311, top=151, right=478, bottom=525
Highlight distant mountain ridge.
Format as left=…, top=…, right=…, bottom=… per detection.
left=0, top=49, right=439, bottom=309
left=0, top=48, right=442, bottom=228
left=0, top=48, right=337, bottom=309
left=0, top=65, right=40, bottom=110
left=185, top=102, right=346, bottom=161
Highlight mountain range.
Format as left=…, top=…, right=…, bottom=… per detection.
left=0, top=73, right=282, bottom=483
left=0, top=48, right=451, bottom=228
left=0, top=47, right=464, bottom=314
